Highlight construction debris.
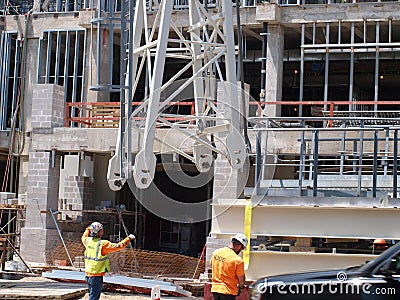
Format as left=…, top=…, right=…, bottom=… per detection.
left=0, top=277, right=87, bottom=299
left=42, top=269, right=191, bottom=297
left=48, top=240, right=205, bottom=279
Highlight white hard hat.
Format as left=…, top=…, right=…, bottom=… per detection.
left=232, top=233, right=248, bottom=248
left=89, top=222, right=103, bottom=236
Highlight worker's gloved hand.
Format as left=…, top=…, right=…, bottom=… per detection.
left=128, top=234, right=136, bottom=240
left=238, top=285, right=245, bottom=296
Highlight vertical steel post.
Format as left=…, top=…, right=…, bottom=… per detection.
left=323, top=23, right=329, bottom=112
left=108, top=0, right=114, bottom=87
left=55, top=31, right=61, bottom=84
left=260, top=22, right=268, bottom=108
left=393, top=129, right=398, bottom=199
left=37, top=37, right=43, bottom=83
left=324, top=23, right=330, bottom=110
left=352, top=140, right=357, bottom=174
left=255, top=130, right=262, bottom=195
left=63, top=31, right=71, bottom=103
left=72, top=31, right=80, bottom=119
left=372, top=130, right=378, bottom=198
left=384, top=128, right=389, bottom=175
left=340, top=128, right=346, bottom=176
left=12, top=37, right=21, bottom=117
left=349, top=22, right=354, bottom=110
left=357, top=122, right=364, bottom=197
left=0, top=33, right=4, bottom=129
left=299, top=23, right=305, bottom=117
left=374, top=22, right=379, bottom=113
left=96, top=1, right=101, bottom=86
left=299, top=130, right=305, bottom=196
left=313, top=130, right=319, bottom=197
left=81, top=30, right=87, bottom=103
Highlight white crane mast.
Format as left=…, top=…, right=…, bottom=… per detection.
left=107, top=0, right=246, bottom=191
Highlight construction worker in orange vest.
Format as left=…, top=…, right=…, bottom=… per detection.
left=211, top=234, right=248, bottom=300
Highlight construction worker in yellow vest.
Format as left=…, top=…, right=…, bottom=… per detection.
left=82, top=221, right=135, bottom=300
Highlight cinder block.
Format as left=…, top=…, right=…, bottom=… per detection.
left=0, top=192, right=16, bottom=200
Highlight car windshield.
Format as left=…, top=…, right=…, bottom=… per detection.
left=358, top=242, right=400, bottom=273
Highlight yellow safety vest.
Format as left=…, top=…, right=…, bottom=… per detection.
left=84, top=237, right=110, bottom=274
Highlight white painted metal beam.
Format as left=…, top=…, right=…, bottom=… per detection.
left=245, top=251, right=378, bottom=280
left=211, top=203, right=400, bottom=239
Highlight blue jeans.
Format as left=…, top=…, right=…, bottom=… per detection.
left=85, top=276, right=103, bottom=300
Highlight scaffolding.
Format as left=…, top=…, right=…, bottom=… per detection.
left=0, top=206, right=26, bottom=270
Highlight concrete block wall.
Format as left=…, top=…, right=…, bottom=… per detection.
left=213, top=158, right=249, bottom=199
left=205, top=236, right=230, bottom=270
left=62, top=175, right=94, bottom=219
left=20, top=151, right=61, bottom=264
left=31, top=84, right=65, bottom=129
left=20, top=228, right=59, bottom=265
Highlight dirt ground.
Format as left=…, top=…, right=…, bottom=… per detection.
left=77, top=292, right=201, bottom=300
left=13, top=275, right=201, bottom=300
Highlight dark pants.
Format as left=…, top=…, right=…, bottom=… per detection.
left=212, top=292, right=236, bottom=300
left=85, top=275, right=103, bottom=300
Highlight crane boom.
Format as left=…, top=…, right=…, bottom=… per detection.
left=107, top=0, right=247, bottom=191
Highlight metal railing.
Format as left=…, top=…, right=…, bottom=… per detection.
left=251, top=115, right=400, bottom=198
left=279, top=0, right=399, bottom=5
left=65, top=100, right=400, bottom=128
left=64, top=101, right=195, bottom=127
left=0, top=0, right=262, bottom=15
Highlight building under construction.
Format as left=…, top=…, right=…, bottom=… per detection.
left=0, top=0, right=400, bottom=281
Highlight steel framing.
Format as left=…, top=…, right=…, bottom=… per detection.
left=0, top=32, right=21, bottom=131
left=300, top=19, right=399, bottom=114
left=37, top=29, right=86, bottom=119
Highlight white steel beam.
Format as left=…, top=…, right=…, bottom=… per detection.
left=211, top=203, right=400, bottom=239
left=133, top=0, right=174, bottom=189
left=245, top=251, right=377, bottom=280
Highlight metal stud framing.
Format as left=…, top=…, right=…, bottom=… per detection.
left=0, top=32, right=21, bottom=130
left=37, top=29, right=86, bottom=120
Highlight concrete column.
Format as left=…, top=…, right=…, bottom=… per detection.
left=31, top=84, right=65, bottom=130
left=20, top=84, right=65, bottom=264
left=264, top=24, right=284, bottom=117
left=85, top=28, right=111, bottom=101
left=20, top=151, right=60, bottom=264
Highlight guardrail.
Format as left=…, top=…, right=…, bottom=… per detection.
left=65, top=100, right=400, bottom=128
left=64, top=101, right=195, bottom=127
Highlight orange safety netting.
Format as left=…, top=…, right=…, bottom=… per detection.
left=48, top=240, right=205, bottom=279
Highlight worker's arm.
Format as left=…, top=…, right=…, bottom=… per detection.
left=237, top=274, right=246, bottom=287
left=101, top=237, right=132, bottom=255
left=81, top=227, right=90, bottom=247
left=237, top=260, right=246, bottom=289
